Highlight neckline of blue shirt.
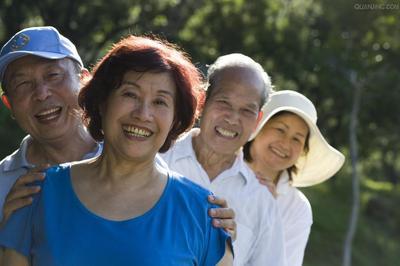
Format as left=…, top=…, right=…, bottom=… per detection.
left=63, top=165, right=173, bottom=224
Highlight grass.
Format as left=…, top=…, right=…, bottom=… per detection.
left=301, top=172, right=400, bottom=266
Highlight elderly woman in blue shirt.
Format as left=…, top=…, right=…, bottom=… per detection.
left=0, top=35, right=232, bottom=266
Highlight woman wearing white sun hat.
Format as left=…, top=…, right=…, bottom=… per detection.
left=243, top=90, right=345, bottom=266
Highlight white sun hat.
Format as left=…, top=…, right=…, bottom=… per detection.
left=249, top=90, right=345, bottom=187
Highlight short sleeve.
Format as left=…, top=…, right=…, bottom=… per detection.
left=0, top=194, right=38, bottom=257
left=201, top=203, right=232, bottom=266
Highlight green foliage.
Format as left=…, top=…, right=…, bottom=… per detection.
left=0, top=106, right=25, bottom=159
left=302, top=170, right=400, bottom=266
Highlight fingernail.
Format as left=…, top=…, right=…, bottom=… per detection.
left=209, top=195, right=215, bottom=201
left=210, top=209, right=216, bottom=216
left=213, top=219, right=220, bottom=226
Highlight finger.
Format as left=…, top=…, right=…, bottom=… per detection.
left=212, top=219, right=237, bottom=241
left=212, top=218, right=235, bottom=230
left=209, top=207, right=235, bottom=219
left=265, top=183, right=277, bottom=196
left=258, top=179, right=275, bottom=190
left=13, top=172, right=46, bottom=187
left=257, top=179, right=278, bottom=197
left=227, top=228, right=237, bottom=241
left=208, top=195, right=228, bottom=208
left=5, top=185, right=41, bottom=202
left=3, top=197, right=34, bottom=221
left=258, top=178, right=273, bottom=186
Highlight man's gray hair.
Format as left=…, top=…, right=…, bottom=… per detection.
left=205, top=53, right=274, bottom=107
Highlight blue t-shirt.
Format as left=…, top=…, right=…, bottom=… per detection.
left=0, top=165, right=229, bottom=265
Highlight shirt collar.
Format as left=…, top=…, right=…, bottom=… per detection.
left=2, top=135, right=33, bottom=172
left=82, top=141, right=103, bottom=160
left=171, top=128, right=252, bottom=185
left=276, top=170, right=291, bottom=195
left=2, top=136, right=103, bottom=172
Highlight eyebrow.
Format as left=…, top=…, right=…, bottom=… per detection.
left=121, top=80, right=140, bottom=88
left=9, top=72, right=28, bottom=80
left=5, top=73, right=29, bottom=89
left=214, top=94, right=259, bottom=110
left=121, top=80, right=175, bottom=98
left=245, top=102, right=259, bottom=110
left=8, top=63, right=64, bottom=79
left=275, top=121, right=307, bottom=138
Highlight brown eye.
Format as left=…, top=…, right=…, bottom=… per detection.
left=15, top=80, right=32, bottom=91
left=154, top=99, right=168, bottom=106
left=122, top=90, right=138, bottom=99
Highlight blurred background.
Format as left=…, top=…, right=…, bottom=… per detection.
left=0, top=0, right=399, bottom=265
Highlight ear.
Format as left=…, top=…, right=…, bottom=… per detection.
left=1, top=94, right=11, bottom=110
left=250, top=111, right=264, bottom=136
left=256, top=110, right=263, bottom=126
left=79, top=68, right=91, bottom=83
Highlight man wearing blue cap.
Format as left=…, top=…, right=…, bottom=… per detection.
left=0, top=26, right=101, bottom=227
left=0, top=26, right=236, bottom=260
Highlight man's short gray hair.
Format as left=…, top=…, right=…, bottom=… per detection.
left=205, top=53, right=274, bottom=108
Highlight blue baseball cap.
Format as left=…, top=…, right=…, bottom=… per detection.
left=0, top=26, right=83, bottom=84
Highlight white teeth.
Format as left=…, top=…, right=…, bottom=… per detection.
left=216, top=127, right=237, bottom=138
left=36, top=107, right=61, bottom=117
left=123, top=125, right=152, bottom=137
left=271, top=147, right=288, bottom=158
left=40, top=114, right=59, bottom=121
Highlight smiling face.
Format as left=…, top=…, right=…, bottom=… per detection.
left=198, top=67, right=264, bottom=156
left=101, top=70, right=176, bottom=162
left=250, top=112, right=309, bottom=178
left=4, top=55, right=82, bottom=143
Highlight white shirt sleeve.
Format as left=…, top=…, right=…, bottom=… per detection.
left=278, top=188, right=313, bottom=266
left=245, top=188, right=288, bottom=266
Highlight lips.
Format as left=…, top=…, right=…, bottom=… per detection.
left=270, top=146, right=289, bottom=159
left=215, top=126, right=238, bottom=138
left=35, top=107, right=62, bottom=122
left=122, top=125, right=153, bottom=138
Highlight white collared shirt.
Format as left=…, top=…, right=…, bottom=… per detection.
left=161, top=128, right=287, bottom=266
left=276, top=171, right=313, bottom=266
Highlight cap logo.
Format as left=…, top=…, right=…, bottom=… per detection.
left=10, top=34, right=30, bottom=51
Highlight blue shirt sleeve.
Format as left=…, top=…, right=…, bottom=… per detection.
left=0, top=197, right=37, bottom=257
left=201, top=202, right=232, bottom=266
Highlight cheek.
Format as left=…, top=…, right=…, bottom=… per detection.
left=252, top=138, right=269, bottom=154
left=292, top=145, right=304, bottom=159
left=157, top=108, right=175, bottom=129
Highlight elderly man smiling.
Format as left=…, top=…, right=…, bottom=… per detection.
left=0, top=26, right=100, bottom=225
left=162, top=53, right=287, bottom=266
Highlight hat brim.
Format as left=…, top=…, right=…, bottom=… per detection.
left=0, top=51, right=75, bottom=82
left=251, top=106, right=345, bottom=187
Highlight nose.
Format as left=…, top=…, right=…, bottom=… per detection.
left=224, top=110, right=240, bottom=125
left=133, top=101, right=153, bottom=121
left=280, top=135, right=292, bottom=150
left=33, top=81, right=52, bottom=101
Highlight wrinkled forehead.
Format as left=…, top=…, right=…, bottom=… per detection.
left=7, top=55, right=69, bottom=73
left=4, top=56, right=72, bottom=81
left=212, top=65, right=263, bottom=88
left=209, top=67, right=264, bottom=101
left=215, top=65, right=263, bottom=82
left=2, top=56, right=77, bottom=94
